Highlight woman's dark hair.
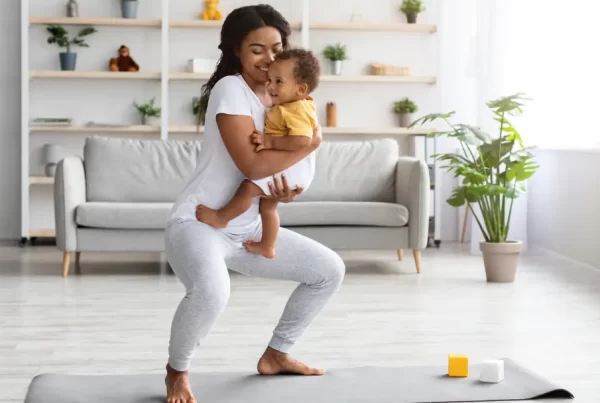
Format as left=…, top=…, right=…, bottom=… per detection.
left=197, top=4, right=292, bottom=126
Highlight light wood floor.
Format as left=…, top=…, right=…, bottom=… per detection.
left=1, top=242, right=599, bottom=403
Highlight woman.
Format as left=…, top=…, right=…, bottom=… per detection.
left=164, top=5, right=345, bottom=403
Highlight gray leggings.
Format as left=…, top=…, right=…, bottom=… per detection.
left=164, top=218, right=345, bottom=371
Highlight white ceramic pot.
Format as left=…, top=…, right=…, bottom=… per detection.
left=398, top=113, right=412, bottom=128
left=480, top=241, right=523, bottom=283
left=331, top=60, right=342, bottom=75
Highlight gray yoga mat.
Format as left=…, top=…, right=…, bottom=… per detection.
left=24, top=358, right=573, bottom=403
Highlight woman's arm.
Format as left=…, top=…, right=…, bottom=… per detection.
left=217, top=113, right=320, bottom=180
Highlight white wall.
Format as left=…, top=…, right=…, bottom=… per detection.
left=0, top=0, right=22, bottom=240
left=528, top=149, right=600, bottom=270
left=2, top=0, right=475, bottom=241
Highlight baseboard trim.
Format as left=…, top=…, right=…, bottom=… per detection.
left=534, top=246, right=600, bottom=273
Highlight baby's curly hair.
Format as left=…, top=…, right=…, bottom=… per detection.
left=275, top=48, right=320, bottom=93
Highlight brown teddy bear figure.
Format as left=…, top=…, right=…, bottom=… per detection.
left=109, top=45, right=139, bottom=72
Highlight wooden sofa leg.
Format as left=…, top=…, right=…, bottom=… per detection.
left=397, top=249, right=404, bottom=261
left=413, top=249, right=422, bottom=274
left=62, top=252, right=71, bottom=277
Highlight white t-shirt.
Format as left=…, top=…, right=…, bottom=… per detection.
left=170, top=74, right=266, bottom=234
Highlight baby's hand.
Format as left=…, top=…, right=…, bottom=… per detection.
left=251, top=130, right=272, bottom=152
left=251, top=130, right=264, bottom=145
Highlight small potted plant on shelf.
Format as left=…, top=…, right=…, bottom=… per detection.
left=46, top=25, right=97, bottom=71
left=323, top=43, right=348, bottom=76
left=192, top=96, right=200, bottom=116
left=410, top=93, right=539, bottom=283
left=134, top=97, right=161, bottom=125
left=400, top=0, right=425, bottom=24
left=121, top=0, right=138, bottom=19
left=393, top=98, right=418, bottom=127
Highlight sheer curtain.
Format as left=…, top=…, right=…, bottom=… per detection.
left=495, top=0, right=600, bottom=149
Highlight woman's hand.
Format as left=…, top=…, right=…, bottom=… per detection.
left=262, top=173, right=304, bottom=203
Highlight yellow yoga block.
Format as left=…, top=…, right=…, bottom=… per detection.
left=448, top=355, right=469, bottom=377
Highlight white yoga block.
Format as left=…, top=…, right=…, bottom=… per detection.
left=479, top=359, right=504, bottom=383
left=188, top=58, right=218, bottom=73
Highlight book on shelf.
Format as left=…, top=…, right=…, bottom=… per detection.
left=31, top=118, right=72, bottom=126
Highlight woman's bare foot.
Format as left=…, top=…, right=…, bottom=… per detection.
left=195, top=205, right=228, bottom=229
left=257, top=347, right=325, bottom=375
left=165, top=364, right=197, bottom=403
left=243, top=240, right=276, bottom=259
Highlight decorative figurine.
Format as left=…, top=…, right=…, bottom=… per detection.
left=109, top=45, right=139, bottom=72
left=201, top=0, right=223, bottom=20
left=66, top=0, right=79, bottom=17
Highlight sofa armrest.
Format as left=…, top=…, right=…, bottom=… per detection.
left=54, top=156, right=86, bottom=252
left=396, top=157, right=430, bottom=249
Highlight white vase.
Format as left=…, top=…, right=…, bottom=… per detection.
left=331, top=60, right=342, bottom=76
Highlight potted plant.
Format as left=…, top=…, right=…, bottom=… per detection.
left=393, top=98, right=418, bottom=127
left=134, top=97, right=161, bottom=125
left=410, top=93, right=539, bottom=283
left=46, top=25, right=97, bottom=71
left=323, top=43, right=348, bottom=76
left=192, top=96, right=200, bottom=116
left=121, top=0, right=138, bottom=19
left=400, top=0, right=425, bottom=24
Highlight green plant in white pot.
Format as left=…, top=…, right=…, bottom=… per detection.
left=410, top=93, right=539, bottom=283
left=134, top=97, right=161, bottom=125
left=393, top=98, right=417, bottom=128
left=400, top=0, right=425, bottom=24
left=323, top=43, right=348, bottom=76
left=46, top=25, right=97, bottom=71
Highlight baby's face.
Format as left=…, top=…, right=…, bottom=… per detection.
left=267, top=58, right=306, bottom=105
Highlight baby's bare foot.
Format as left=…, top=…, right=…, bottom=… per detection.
left=257, top=347, right=325, bottom=375
left=195, top=205, right=228, bottom=229
left=165, top=364, right=197, bottom=403
left=243, top=240, right=276, bottom=259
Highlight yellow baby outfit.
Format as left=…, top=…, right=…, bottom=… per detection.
left=265, top=96, right=317, bottom=137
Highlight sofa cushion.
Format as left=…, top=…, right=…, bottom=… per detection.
left=75, top=201, right=409, bottom=230
left=298, top=139, right=399, bottom=203
left=84, top=136, right=202, bottom=203
left=76, top=202, right=173, bottom=229
left=278, top=202, right=408, bottom=227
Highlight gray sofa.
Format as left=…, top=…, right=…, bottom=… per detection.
left=54, top=136, right=430, bottom=276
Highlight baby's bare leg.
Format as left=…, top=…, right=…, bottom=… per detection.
left=196, top=180, right=264, bottom=228
left=244, top=198, right=279, bottom=258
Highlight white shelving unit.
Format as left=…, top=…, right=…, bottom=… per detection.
left=21, top=0, right=440, bottom=245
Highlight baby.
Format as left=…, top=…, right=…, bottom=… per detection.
left=196, top=48, right=321, bottom=258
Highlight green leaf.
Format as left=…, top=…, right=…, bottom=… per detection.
left=479, top=138, right=514, bottom=168
left=409, top=112, right=455, bottom=128
left=457, top=124, right=492, bottom=144
left=456, top=166, right=488, bottom=185
left=487, top=93, right=531, bottom=116
left=506, top=160, right=539, bottom=182
left=447, top=187, right=467, bottom=207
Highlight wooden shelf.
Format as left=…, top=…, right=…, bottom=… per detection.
left=30, top=70, right=161, bottom=80
left=169, top=72, right=211, bottom=80
left=28, top=70, right=435, bottom=84
left=30, top=124, right=161, bottom=133
left=29, top=16, right=161, bottom=27
left=309, top=22, right=436, bottom=33
left=29, top=176, right=54, bottom=185
left=168, top=125, right=433, bottom=135
left=322, top=127, right=433, bottom=135
left=169, top=20, right=302, bottom=29
left=169, top=19, right=223, bottom=28
left=321, top=75, right=436, bottom=84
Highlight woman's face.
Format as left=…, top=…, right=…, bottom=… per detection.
left=238, top=27, right=284, bottom=85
